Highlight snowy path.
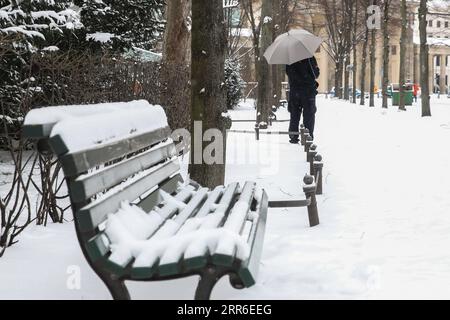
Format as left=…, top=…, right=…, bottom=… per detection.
left=0, top=96, right=449, bottom=299
left=226, top=97, right=450, bottom=299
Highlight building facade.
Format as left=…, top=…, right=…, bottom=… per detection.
left=232, top=0, right=450, bottom=95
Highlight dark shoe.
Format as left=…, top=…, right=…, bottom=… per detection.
left=289, top=139, right=299, bottom=144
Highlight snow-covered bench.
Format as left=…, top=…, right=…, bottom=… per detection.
left=23, top=100, right=268, bottom=300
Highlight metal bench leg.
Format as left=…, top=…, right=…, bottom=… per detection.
left=101, top=274, right=130, bottom=300
left=194, top=267, right=222, bottom=300
left=229, top=273, right=245, bottom=290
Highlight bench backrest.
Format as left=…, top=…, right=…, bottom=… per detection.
left=25, top=101, right=183, bottom=238
left=60, top=127, right=180, bottom=234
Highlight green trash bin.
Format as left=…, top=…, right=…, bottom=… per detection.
left=392, top=84, right=413, bottom=106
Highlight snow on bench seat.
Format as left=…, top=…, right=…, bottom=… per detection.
left=101, top=183, right=261, bottom=280
left=24, top=100, right=158, bottom=138
left=104, top=201, right=251, bottom=266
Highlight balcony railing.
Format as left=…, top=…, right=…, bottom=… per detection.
left=223, top=0, right=239, bottom=9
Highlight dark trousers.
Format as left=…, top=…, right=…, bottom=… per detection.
left=288, top=90, right=317, bottom=141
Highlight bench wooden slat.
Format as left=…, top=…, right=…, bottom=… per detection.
left=137, top=174, right=184, bottom=212
left=150, top=185, right=196, bottom=221
left=76, top=159, right=180, bottom=233
left=23, top=123, right=55, bottom=139
left=100, top=183, right=201, bottom=275
left=108, top=183, right=196, bottom=280
left=173, top=188, right=209, bottom=225
left=157, top=187, right=227, bottom=276
left=105, top=185, right=195, bottom=274
left=197, top=182, right=240, bottom=230
left=195, top=186, right=225, bottom=218
left=85, top=233, right=111, bottom=263
left=176, top=187, right=224, bottom=234
left=212, top=182, right=256, bottom=267
left=182, top=182, right=240, bottom=271
left=70, top=142, right=176, bottom=203
left=238, top=190, right=268, bottom=287
left=132, top=183, right=239, bottom=279
left=52, top=126, right=172, bottom=177
left=152, top=188, right=209, bottom=241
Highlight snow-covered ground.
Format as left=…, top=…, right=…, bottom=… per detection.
left=0, top=95, right=449, bottom=300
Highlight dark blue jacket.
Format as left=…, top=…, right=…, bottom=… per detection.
left=286, top=57, right=320, bottom=94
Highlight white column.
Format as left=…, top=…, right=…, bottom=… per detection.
left=440, top=55, right=447, bottom=93
left=429, top=54, right=434, bottom=93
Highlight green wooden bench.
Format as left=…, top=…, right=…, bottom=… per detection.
left=23, top=101, right=269, bottom=300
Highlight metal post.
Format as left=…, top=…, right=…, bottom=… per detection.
left=313, top=154, right=324, bottom=195
left=255, top=123, right=260, bottom=141
left=305, top=135, right=313, bottom=153
left=307, top=144, right=318, bottom=173
left=301, top=128, right=309, bottom=146
left=303, top=175, right=319, bottom=227
left=300, top=125, right=305, bottom=146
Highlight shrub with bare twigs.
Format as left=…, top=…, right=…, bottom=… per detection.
left=0, top=48, right=190, bottom=256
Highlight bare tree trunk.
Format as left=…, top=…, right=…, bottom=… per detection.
left=343, top=57, right=350, bottom=100
left=163, top=0, right=191, bottom=65
left=256, top=0, right=273, bottom=126
left=335, top=58, right=343, bottom=99
left=419, top=0, right=431, bottom=117
left=189, top=0, right=228, bottom=188
left=241, top=0, right=260, bottom=81
left=369, top=0, right=378, bottom=108
left=343, top=0, right=352, bottom=101
left=162, top=0, right=191, bottom=130
left=272, top=0, right=282, bottom=109
left=360, top=9, right=369, bottom=106
left=369, top=26, right=376, bottom=107
left=382, top=0, right=391, bottom=109
left=398, top=0, right=407, bottom=111
left=351, top=1, right=358, bottom=104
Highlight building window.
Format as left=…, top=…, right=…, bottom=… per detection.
left=429, top=20, right=433, bottom=27
left=437, top=21, right=441, bottom=28
left=446, top=22, right=449, bottom=28
left=391, top=45, right=397, bottom=55
left=224, top=7, right=241, bottom=28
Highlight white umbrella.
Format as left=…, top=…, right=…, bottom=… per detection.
left=263, top=29, right=322, bottom=65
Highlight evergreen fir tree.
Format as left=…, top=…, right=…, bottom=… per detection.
left=79, top=0, right=165, bottom=52
left=0, top=0, right=80, bottom=136
left=225, top=57, right=245, bottom=110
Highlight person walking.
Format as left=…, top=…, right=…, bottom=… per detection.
left=286, top=56, right=320, bottom=143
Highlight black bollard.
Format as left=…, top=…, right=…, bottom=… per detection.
left=303, top=175, right=319, bottom=227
